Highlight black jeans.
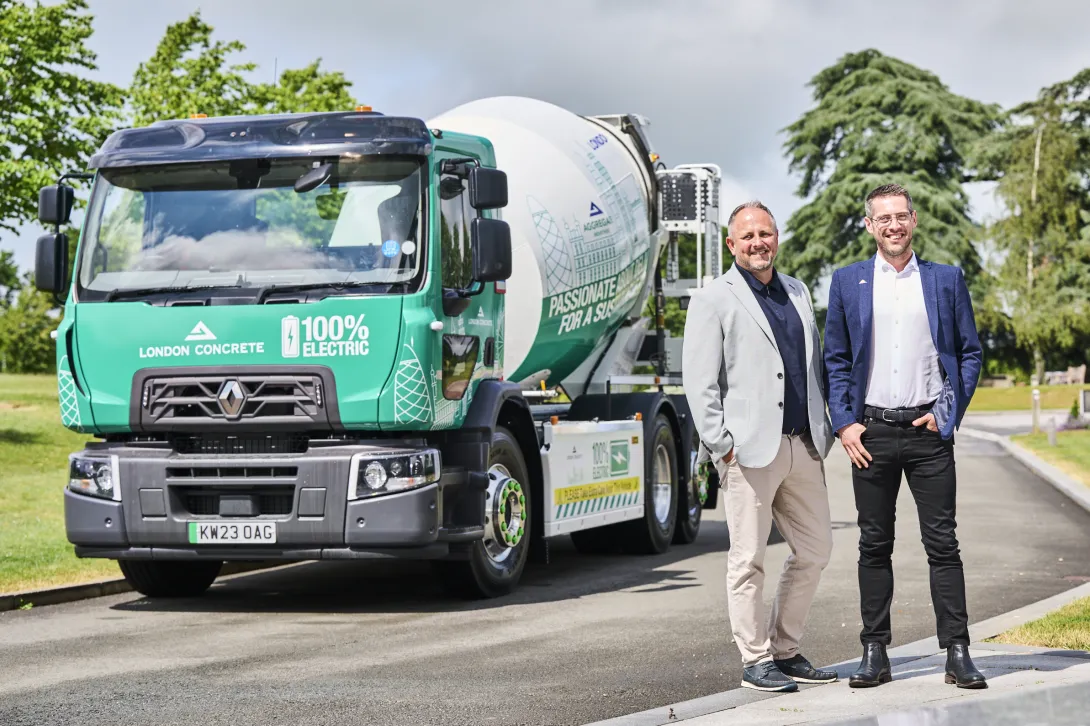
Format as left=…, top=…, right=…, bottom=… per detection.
left=853, top=418, right=969, bottom=648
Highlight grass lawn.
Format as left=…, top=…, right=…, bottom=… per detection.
left=990, top=596, right=1090, bottom=651
left=969, top=384, right=1089, bottom=413
left=0, top=374, right=117, bottom=594
left=1012, top=429, right=1090, bottom=487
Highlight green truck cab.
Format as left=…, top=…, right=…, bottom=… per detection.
left=35, top=105, right=719, bottom=599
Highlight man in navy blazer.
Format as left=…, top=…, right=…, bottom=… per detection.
left=823, top=183, right=986, bottom=690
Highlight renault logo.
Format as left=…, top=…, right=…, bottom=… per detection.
left=217, top=380, right=246, bottom=418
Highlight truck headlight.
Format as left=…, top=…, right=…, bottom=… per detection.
left=363, top=462, right=387, bottom=490
left=349, top=450, right=440, bottom=500
left=68, top=455, right=120, bottom=501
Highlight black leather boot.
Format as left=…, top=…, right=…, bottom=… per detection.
left=945, top=644, right=987, bottom=689
left=849, top=642, right=891, bottom=688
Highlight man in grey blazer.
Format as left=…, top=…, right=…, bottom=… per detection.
left=683, top=201, right=835, bottom=693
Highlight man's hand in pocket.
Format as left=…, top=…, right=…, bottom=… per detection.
left=838, top=423, right=872, bottom=469
left=913, top=413, right=939, bottom=432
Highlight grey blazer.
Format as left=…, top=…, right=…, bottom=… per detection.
left=682, top=265, right=833, bottom=470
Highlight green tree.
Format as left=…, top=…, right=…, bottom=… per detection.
left=0, top=0, right=123, bottom=232
left=131, top=12, right=358, bottom=125
left=780, top=49, right=1002, bottom=291
left=0, top=250, right=20, bottom=306
left=0, top=273, right=58, bottom=374
left=252, top=60, right=356, bottom=114
left=129, top=11, right=255, bottom=125
left=976, top=73, right=1090, bottom=383
left=644, top=229, right=734, bottom=339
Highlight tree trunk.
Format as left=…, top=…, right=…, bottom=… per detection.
left=1034, top=346, right=1044, bottom=386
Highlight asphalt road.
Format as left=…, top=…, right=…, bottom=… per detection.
left=961, top=409, right=1070, bottom=437
left=3, top=435, right=1090, bottom=726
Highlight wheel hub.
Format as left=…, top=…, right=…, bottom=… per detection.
left=653, top=443, right=673, bottom=526
left=484, top=464, right=525, bottom=563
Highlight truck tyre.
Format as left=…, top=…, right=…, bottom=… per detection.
left=118, top=560, right=222, bottom=598
left=619, top=413, right=678, bottom=554
left=673, top=442, right=703, bottom=545
left=435, top=425, right=531, bottom=599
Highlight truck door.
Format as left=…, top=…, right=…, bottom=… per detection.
left=432, top=153, right=503, bottom=427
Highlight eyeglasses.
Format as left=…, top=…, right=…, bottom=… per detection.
left=869, top=212, right=913, bottom=227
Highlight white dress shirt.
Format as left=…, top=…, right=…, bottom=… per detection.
left=865, top=253, right=943, bottom=409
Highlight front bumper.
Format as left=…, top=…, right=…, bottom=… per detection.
left=65, top=442, right=485, bottom=561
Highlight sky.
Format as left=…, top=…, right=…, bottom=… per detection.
left=7, top=0, right=1090, bottom=303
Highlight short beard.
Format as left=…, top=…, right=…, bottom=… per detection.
left=877, top=235, right=912, bottom=262
left=740, top=255, right=773, bottom=273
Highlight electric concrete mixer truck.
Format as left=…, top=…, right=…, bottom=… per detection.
left=33, top=96, right=725, bottom=599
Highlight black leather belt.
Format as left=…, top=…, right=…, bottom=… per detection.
left=864, top=403, right=933, bottom=424
left=783, top=427, right=810, bottom=436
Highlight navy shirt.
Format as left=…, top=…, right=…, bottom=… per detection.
left=736, top=264, right=809, bottom=435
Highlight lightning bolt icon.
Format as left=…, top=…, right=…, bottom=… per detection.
left=282, top=317, right=301, bottom=357
left=613, top=452, right=626, bottom=465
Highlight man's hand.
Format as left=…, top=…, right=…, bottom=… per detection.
left=722, top=449, right=734, bottom=466
left=913, top=412, right=938, bottom=432
left=838, top=423, right=872, bottom=469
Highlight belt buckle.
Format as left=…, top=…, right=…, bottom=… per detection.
left=881, top=409, right=896, bottom=422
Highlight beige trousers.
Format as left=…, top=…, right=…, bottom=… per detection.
left=715, top=434, right=833, bottom=667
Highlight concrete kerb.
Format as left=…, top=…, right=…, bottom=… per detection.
left=0, top=561, right=293, bottom=613
left=958, top=426, right=1090, bottom=517
left=582, top=574, right=1090, bottom=724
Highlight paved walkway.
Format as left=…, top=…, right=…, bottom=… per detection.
left=961, top=409, right=1069, bottom=437
left=589, top=582, right=1090, bottom=725
left=680, top=643, right=1090, bottom=725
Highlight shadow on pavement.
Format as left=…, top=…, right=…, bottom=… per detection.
left=111, top=526, right=729, bottom=616
left=110, top=517, right=859, bottom=617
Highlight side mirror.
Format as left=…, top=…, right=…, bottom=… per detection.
left=35, top=233, right=69, bottom=297
left=468, top=167, right=508, bottom=210
left=471, top=218, right=511, bottom=282
left=39, top=185, right=75, bottom=226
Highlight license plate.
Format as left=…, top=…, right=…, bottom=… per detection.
left=187, top=521, right=277, bottom=544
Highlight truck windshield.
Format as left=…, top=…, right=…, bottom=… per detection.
left=76, top=157, right=424, bottom=301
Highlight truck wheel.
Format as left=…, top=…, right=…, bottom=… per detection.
left=619, top=413, right=678, bottom=554
left=118, top=560, right=222, bottom=598
left=435, top=425, right=531, bottom=599
left=673, top=440, right=703, bottom=544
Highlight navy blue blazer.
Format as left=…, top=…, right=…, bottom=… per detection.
left=823, top=255, right=983, bottom=440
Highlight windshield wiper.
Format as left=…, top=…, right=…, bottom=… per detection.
left=254, top=281, right=394, bottom=304
left=104, top=285, right=230, bottom=301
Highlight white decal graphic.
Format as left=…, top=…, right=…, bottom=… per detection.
left=281, top=314, right=369, bottom=358
left=139, top=323, right=265, bottom=359
left=58, top=356, right=82, bottom=431
left=467, top=306, right=493, bottom=328
left=394, top=338, right=432, bottom=424
left=185, top=321, right=217, bottom=341
left=281, top=316, right=300, bottom=358
left=529, top=197, right=574, bottom=295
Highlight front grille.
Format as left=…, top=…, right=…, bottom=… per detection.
left=175, top=485, right=296, bottom=517
left=141, top=374, right=323, bottom=427
left=171, top=433, right=310, bottom=455
left=167, top=466, right=298, bottom=479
